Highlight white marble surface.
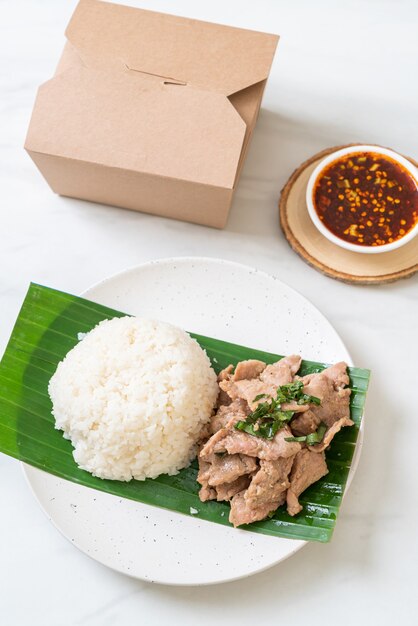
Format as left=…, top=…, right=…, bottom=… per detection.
left=0, top=0, right=417, bottom=623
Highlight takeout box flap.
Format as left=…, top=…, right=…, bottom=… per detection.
left=26, top=66, right=246, bottom=189
left=65, top=0, right=279, bottom=96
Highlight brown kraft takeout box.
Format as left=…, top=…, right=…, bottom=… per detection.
left=25, top=0, right=278, bottom=228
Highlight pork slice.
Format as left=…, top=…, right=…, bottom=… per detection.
left=233, top=360, right=266, bottom=381
left=208, top=425, right=301, bottom=461
left=217, top=365, right=234, bottom=407
left=220, top=355, right=302, bottom=410
left=197, top=456, right=217, bottom=502
left=286, top=449, right=328, bottom=516
left=259, top=355, right=302, bottom=388
left=209, top=413, right=228, bottom=435
left=323, top=361, right=350, bottom=389
left=229, top=490, right=276, bottom=527
left=219, top=377, right=262, bottom=407
left=218, top=365, right=234, bottom=381
left=229, top=491, right=254, bottom=526
left=229, top=456, right=295, bottom=526
left=200, top=453, right=257, bottom=487
left=291, top=362, right=351, bottom=434
left=209, top=398, right=249, bottom=434
left=196, top=457, right=211, bottom=486
left=197, top=451, right=255, bottom=503
left=199, top=427, right=230, bottom=458
left=199, top=484, right=217, bottom=502
left=197, top=420, right=212, bottom=442
left=245, top=456, right=294, bottom=510
left=290, top=409, right=321, bottom=436
left=308, top=416, right=354, bottom=453
left=229, top=457, right=294, bottom=527
left=302, top=363, right=351, bottom=422
left=216, top=475, right=252, bottom=502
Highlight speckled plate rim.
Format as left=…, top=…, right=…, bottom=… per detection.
left=279, top=144, right=418, bottom=285
left=21, top=257, right=363, bottom=585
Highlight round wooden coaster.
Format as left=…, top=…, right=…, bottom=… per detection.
left=279, top=144, right=418, bottom=285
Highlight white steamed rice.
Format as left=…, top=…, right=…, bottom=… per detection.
left=48, top=316, right=218, bottom=481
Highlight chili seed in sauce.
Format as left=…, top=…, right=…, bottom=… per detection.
left=313, top=151, right=418, bottom=246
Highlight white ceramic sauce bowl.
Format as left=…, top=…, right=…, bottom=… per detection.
left=306, top=145, right=418, bottom=254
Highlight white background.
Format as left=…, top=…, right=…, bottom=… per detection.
left=1, top=0, right=417, bottom=624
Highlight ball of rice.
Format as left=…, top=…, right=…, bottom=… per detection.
left=48, top=316, right=218, bottom=481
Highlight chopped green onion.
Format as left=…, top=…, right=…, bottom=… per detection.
left=284, top=423, right=327, bottom=445
left=234, top=380, right=321, bottom=440
left=297, top=393, right=320, bottom=406
left=253, top=393, right=269, bottom=401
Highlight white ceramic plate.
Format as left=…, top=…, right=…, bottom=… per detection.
left=23, top=257, right=362, bottom=585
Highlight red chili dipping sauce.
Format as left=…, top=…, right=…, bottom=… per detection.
left=313, top=151, right=418, bottom=247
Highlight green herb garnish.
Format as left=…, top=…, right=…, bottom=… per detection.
left=284, top=422, right=327, bottom=445
left=253, top=393, right=269, bottom=401
left=298, top=393, right=321, bottom=406
left=274, top=381, right=320, bottom=406
left=234, top=380, right=321, bottom=440
left=235, top=408, right=293, bottom=439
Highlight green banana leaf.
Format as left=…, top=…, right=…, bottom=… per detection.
left=0, top=283, right=370, bottom=542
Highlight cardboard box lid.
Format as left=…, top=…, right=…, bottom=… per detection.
left=26, top=1, right=278, bottom=190
left=66, top=0, right=278, bottom=96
